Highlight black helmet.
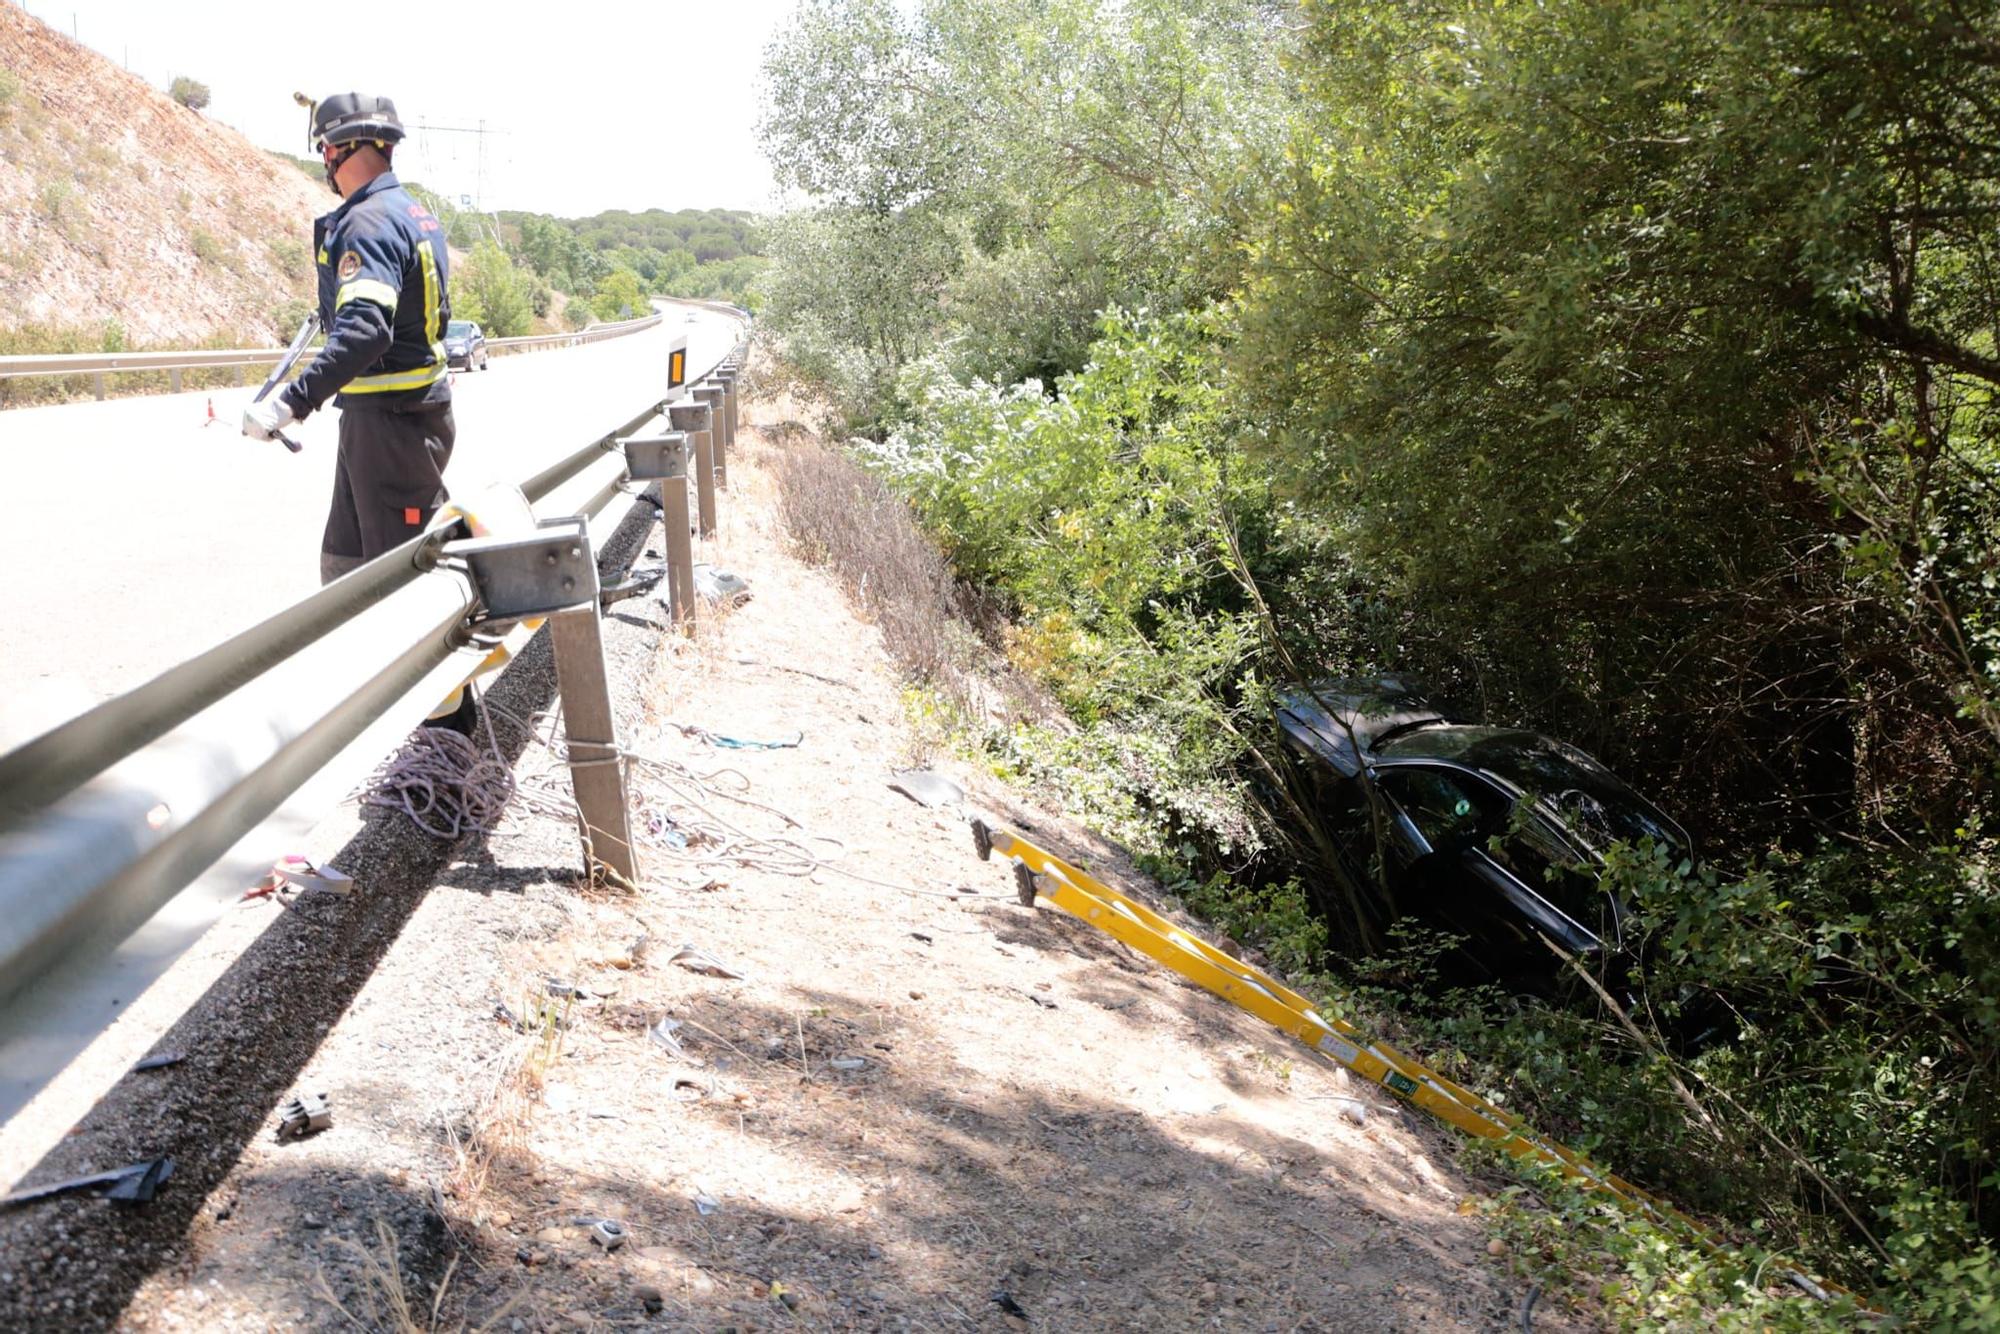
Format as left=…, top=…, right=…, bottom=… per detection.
left=308, top=92, right=405, bottom=151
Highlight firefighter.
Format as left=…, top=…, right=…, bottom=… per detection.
left=243, top=92, right=455, bottom=587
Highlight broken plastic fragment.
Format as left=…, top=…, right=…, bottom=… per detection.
left=649, top=1017, right=687, bottom=1058
left=667, top=943, right=748, bottom=980
left=889, top=770, right=964, bottom=809
left=1, top=1156, right=175, bottom=1208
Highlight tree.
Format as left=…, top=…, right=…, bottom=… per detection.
left=451, top=240, right=532, bottom=337
left=168, top=76, right=209, bottom=111
left=591, top=268, right=649, bottom=322
left=757, top=0, right=1286, bottom=415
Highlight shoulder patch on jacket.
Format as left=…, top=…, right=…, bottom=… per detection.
left=336, top=251, right=361, bottom=280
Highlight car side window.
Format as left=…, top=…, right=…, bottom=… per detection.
left=1487, top=818, right=1607, bottom=934
left=1376, top=767, right=1495, bottom=848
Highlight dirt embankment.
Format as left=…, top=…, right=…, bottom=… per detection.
left=0, top=6, right=325, bottom=343
left=0, top=373, right=1544, bottom=1331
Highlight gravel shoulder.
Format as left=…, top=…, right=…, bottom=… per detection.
left=1, top=380, right=1547, bottom=1332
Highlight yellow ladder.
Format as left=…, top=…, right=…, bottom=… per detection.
left=970, top=817, right=1845, bottom=1304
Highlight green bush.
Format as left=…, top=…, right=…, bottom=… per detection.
left=167, top=76, right=209, bottom=111
left=861, top=307, right=1270, bottom=859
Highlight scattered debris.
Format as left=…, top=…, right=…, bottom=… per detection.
left=634, top=1284, right=665, bottom=1314
left=244, top=856, right=356, bottom=902
left=674, top=724, right=803, bottom=751
left=1333, top=1096, right=1369, bottom=1128
left=909, top=932, right=934, bottom=945
left=693, top=1192, right=721, bottom=1217
left=829, top=1057, right=867, bottom=1072
left=649, top=1017, right=688, bottom=1058
left=667, top=943, right=748, bottom=980
left=130, top=1050, right=186, bottom=1073
left=275, top=1092, right=332, bottom=1141
left=589, top=1218, right=628, bottom=1252
left=274, top=856, right=354, bottom=896
left=0, top=1156, right=175, bottom=1208
left=992, top=1290, right=1030, bottom=1320
left=691, top=564, right=752, bottom=606
left=889, top=770, right=965, bottom=809
left=599, top=933, right=652, bottom=970
left=641, top=807, right=692, bottom=850
left=494, top=1001, right=527, bottom=1032
left=1014, top=989, right=1059, bottom=1010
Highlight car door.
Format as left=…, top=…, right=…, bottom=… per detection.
left=1470, top=814, right=1613, bottom=955
left=1370, top=765, right=1521, bottom=971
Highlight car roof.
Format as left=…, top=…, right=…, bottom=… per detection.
left=1274, top=676, right=1445, bottom=777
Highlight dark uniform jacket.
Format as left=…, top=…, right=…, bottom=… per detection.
left=282, top=171, right=452, bottom=417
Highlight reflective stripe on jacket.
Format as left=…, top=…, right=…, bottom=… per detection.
left=282, top=171, right=452, bottom=415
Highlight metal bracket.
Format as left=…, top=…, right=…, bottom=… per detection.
left=276, top=1091, right=332, bottom=1141
left=443, top=516, right=598, bottom=623
left=623, top=433, right=689, bottom=481
left=601, top=565, right=665, bottom=608
left=1014, top=861, right=1040, bottom=908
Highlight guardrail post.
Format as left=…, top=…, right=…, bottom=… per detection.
left=622, top=433, right=696, bottom=629
left=668, top=399, right=717, bottom=540
left=91, top=371, right=105, bottom=401
left=711, top=369, right=738, bottom=487
left=693, top=383, right=727, bottom=505
left=169, top=368, right=182, bottom=394
left=727, top=354, right=741, bottom=439
left=549, top=601, right=641, bottom=888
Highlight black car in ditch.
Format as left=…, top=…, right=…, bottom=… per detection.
left=1277, top=678, right=1690, bottom=993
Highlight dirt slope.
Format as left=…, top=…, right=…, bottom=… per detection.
left=0, top=6, right=325, bottom=342
left=0, top=375, right=1545, bottom=1331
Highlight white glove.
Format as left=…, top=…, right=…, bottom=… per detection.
left=242, top=395, right=297, bottom=442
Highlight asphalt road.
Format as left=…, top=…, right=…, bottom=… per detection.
left=0, top=305, right=737, bottom=748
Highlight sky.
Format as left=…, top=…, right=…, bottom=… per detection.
left=17, top=0, right=794, bottom=217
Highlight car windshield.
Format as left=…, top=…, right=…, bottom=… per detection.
left=447, top=321, right=474, bottom=337
left=1377, top=726, right=1681, bottom=849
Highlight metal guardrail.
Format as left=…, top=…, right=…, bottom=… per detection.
left=482, top=311, right=663, bottom=357
left=0, top=313, right=749, bottom=1136
left=0, top=313, right=665, bottom=398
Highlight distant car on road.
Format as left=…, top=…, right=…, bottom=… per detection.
left=444, top=320, right=488, bottom=371
left=1277, top=678, right=1691, bottom=994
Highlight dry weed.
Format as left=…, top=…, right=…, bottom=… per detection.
left=314, top=1218, right=518, bottom=1333
left=441, top=1053, right=532, bottom=1220
left=771, top=433, right=1053, bottom=731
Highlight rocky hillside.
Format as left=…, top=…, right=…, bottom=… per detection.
left=0, top=5, right=325, bottom=344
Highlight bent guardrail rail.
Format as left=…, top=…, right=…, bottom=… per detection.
left=0, top=313, right=666, bottom=399
left=0, top=316, right=748, bottom=1139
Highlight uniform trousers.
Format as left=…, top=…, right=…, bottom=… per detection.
left=318, top=402, right=455, bottom=585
